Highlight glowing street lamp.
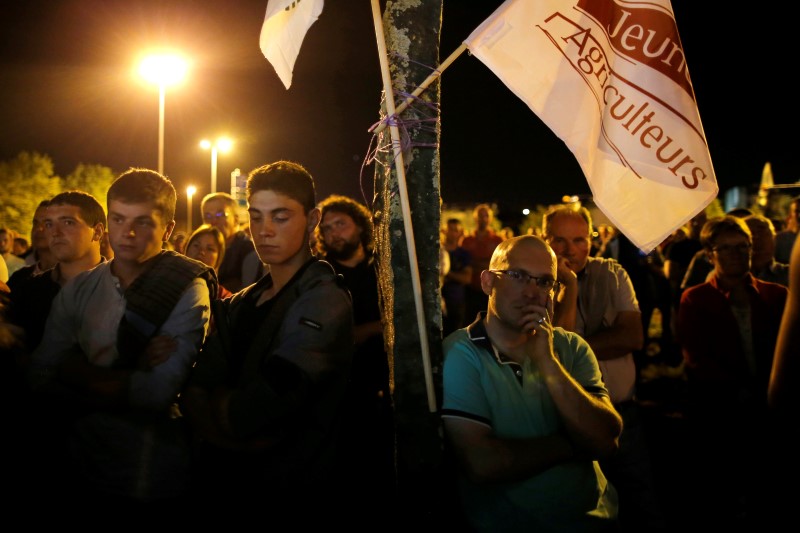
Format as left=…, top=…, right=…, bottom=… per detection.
left=186, top=185, right=196, bottom=233
left=139, top=53, right=188, bottom=175
left=200, top=137, right=233, bottom=194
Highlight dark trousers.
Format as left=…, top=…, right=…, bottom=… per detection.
left=601, top=401, right=668, bottom=533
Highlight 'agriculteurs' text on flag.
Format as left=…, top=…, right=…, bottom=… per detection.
left=465, top=0, right=718, bottom=252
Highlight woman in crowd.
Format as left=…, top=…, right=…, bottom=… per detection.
left=184, top=224, right=233, bottom=299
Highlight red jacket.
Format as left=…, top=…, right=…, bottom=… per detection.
left=678, top=273, right=787, bottom=409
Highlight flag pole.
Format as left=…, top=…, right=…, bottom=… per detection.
left=370, top=42, right=467, bottom=134
left=370, top=0, right=437, bottom=412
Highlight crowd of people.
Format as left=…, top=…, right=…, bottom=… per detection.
left=1, top=164, right=799, bottom=529
left=439, top=198, right=799, bottom=530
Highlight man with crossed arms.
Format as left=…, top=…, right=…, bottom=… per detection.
left=442, top=234, right=621, bottom=531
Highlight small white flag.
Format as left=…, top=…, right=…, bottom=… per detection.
left=464, top=0, right=718, bottom=252
left=260, top=0, right=324, bottom=89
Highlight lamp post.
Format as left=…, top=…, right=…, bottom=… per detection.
left=139, top=53, right=188, bottom=175
left=200, top=137, right=233, bottom=193
left=186, top=185, right=196, bottom=233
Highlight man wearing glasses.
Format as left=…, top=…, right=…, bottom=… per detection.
left=543, top=205, right=666, bottom=533
left=442, top=235, right=622, bottom=531
left=678, top=215, right=787, bottom=527
left=201, top=192, right=256, bottom=292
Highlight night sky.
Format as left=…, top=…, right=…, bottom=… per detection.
left=0, top=1, right=796, bottom=227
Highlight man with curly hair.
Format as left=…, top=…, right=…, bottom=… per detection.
left=316, top=194, right=395, bottom=519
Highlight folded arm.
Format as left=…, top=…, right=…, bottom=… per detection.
left=583, top=310, right=643, bottom=360
left=31, top=278, right=210, bottom=413
left=443, top=417, right=575, bottom=484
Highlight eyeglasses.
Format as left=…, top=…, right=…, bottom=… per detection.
left=203, top=211, right=230, bottom=221
left=489, top=269, right=559, bottom=291
left=711, top=243, right=751, bottom=255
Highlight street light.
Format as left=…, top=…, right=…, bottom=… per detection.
left=200, top=137, right=233, bottom=193
left=186, top=185, right=196, bottom=233
left=139, top=53, right=188, bottom=175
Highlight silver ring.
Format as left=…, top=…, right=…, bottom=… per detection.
left=537, top=317, right=545, bottom=324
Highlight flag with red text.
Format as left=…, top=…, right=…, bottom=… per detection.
left=465, top=0, right=717, bottom=252
left=260, top=0, right=324, bottom=89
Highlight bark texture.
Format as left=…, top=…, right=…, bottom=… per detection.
left=372, top=0, right=448, bottom=524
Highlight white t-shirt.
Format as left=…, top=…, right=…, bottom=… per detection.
left=576, top=257, right=640, bottom=404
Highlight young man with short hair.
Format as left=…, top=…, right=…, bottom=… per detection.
left=182, top=161, right=354, bottom=522
left=27, top=200, right=57, bottom=273
left=7, top=190, right=108, bottom=500
left=27, top=168, right=215, bottom=509
left=8, top=191, right=106, bottom=355
left=7, top=199, right=55, bottom=289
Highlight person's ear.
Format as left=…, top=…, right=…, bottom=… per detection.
left=307, top=208, right=321, bottom=234
left=163, top=220, right=176, bottom=243
left=480, top=269, right=495, bottom=296
left=92, top=223, right=104, bottom=242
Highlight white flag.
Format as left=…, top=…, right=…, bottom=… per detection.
left=464, top=0, right=718, bottom=252
left=260, top=0, right=324, bottom=89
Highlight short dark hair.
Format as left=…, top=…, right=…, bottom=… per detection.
left=726, top=207, right=754, bottom=218
left=107, top=168, right=176, bottom=223
left=317, top=194, right=374, bottom=253
left=49, top=190, right=107, bottom=229
left=246, top=161, right=316, bottom=213
left=744, top=214, right=775, bottom=236
left=700, top=215, right=752, bottom=250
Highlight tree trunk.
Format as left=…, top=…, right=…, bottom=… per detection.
left=372, top=0, right=447, bottom=525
